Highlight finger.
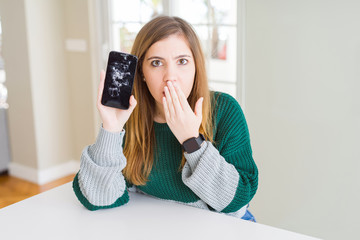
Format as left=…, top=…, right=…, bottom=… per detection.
left=167, top=81, right=182, bottom=113
left=97, top=70, right=106, bottom=104
left=164, top=86, right=176, bottom=117
left=162, top=96, right=171, bottom=121
left=195, top=97, right=204, bottom=118
left=173, top=82, right=192, bottom=112
left=128, top=95, right=137, bottom=111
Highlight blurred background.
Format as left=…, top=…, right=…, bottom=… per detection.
left=0, top=0, right=359, bottom=239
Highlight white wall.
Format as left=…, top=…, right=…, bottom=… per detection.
left=64, top=0, right=96, bottom=160
left=24, top=0, right=72, bottom=170
left=245, top=1, right=360, bottom=239
left=0, top=0, right=38, bottom=169
left=0, top=0, right=91, bottom=183
left=0, top=0, right=96, bottom=184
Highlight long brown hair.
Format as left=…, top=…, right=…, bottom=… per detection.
left=123, top=16, right=214, bottom=185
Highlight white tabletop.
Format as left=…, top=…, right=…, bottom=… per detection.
left=0, top=182, right=320, bottom=240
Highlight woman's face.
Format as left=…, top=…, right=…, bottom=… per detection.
left=142, top=34, right=196, bottom=109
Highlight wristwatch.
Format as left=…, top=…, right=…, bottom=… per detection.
left=182, top=133, right=205, bottom=153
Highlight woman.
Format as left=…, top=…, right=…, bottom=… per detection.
left=73, top=16, right=258, bottom=222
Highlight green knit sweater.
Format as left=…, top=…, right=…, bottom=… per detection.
left=73, top=92, right=258, bottom=215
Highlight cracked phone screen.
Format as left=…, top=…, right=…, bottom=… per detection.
left=101, top=51, right=138, bottom=109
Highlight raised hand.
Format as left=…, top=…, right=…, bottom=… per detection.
left=162, top=81, right=203, bottom=144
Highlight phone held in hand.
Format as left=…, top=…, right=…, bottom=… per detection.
left=101, top=51, right=138, bottom=109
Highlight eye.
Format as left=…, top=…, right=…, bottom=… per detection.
left=178, top=59, right=188, bottom=65
left=151, top=60, right=163, bottom=67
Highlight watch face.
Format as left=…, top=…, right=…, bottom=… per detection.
left=183, top=134, right=205, bottom=153
left=186, top=139, right=199, bottom=153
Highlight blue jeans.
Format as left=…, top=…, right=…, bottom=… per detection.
left=241, top=206, right=256, bottom=222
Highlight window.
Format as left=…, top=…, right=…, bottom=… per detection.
left=0, top=17, right=3, bottom=70
left=106, top=0, right=239, bottom=98
left=0, top=16, right=8, bottom=109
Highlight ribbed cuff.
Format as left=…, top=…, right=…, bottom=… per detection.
left=183, top=141, right=208, bottom=172
left=73, top=173, right=129, bottom=211
left=182, top=142, right=239, bottom=212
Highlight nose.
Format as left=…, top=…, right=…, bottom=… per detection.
left=163, top=62, right=177, bottom=83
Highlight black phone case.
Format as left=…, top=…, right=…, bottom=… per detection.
left=101, top=51, right=138, bottom=109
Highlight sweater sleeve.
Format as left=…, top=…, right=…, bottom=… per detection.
left=72, top=127, right=130, bottom=211
left=181, top=93, right=258, bottom=213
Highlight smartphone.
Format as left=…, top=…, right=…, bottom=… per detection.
left=101, top=51, right=138, bottom=109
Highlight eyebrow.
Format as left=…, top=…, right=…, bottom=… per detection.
left=146, top=55, right=192, bottom=61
